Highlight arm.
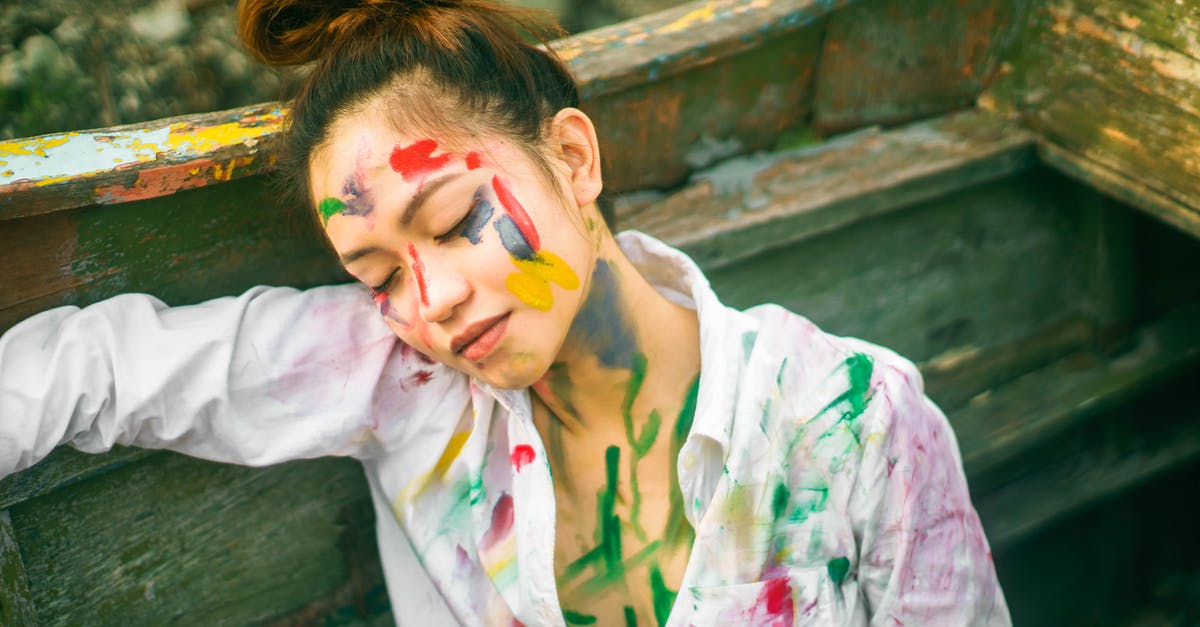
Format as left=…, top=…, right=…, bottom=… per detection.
left=0, top=284, right=451, bottom=476
left=850, top=360, right=1011, bottom=626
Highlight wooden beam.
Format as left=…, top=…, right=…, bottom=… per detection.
left=0, top=0, right=852, bottom=218
left=982, top=0, right=1200, bottom=238
left=622, top=109, right=1037, bottom=270
left=0, top=511, right=38, bottom=627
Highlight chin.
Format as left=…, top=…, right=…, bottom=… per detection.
left=471, top=352, right=549, bottom=391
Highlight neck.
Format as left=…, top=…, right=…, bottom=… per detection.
left=532, top=234, right=701, bottom=448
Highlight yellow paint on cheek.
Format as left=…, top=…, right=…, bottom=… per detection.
left=505, top=250, right=581, bottom=311
left=507, top=272, right=553, bottom=311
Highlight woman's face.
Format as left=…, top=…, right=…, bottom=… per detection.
left=310, top=112, right=596, bottom=389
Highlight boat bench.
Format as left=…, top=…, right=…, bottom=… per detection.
left=1, top=0, right=1197, bottom=624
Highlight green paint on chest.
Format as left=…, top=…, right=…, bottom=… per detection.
left=563, top=609, right=598, bottom=625
left=649, top=563, right=676, bottom=626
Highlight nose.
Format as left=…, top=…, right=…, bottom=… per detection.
left=411, top=246, right=471, bottom=323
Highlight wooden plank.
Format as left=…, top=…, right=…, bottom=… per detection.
left=587, top=21, right=824, bottom=193
left=0, top=0, right=850, bottom=217
left=9, top=453, right=387, bottom=625
left=0, top=511, right=39, bottom=627
left=0, top=176, right=346, bottom=336
left=813, top=0, right=1030, bottom=134
left=954, top=301, right=1200, bottom=486
left=982, top=0, right=1200, bottom=237
left=0, top=447, right=155, bottom=511
left=623, top=110, right=1037, bottom=270
left=977, top=360, right=1200, bottom=550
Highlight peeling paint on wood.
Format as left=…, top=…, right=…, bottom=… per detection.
left=983, top=0, right=1200, bottom=239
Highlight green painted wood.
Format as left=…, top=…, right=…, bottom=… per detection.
left=956, top=301, right=1200, bottom=488
left=983, top=0, right=1200, bottom=238
left=0, top=447, right=155, bottom=511
left=0, top=511, right=39, bottom=627
left=813, top=0, right=1030, bottom=134
left=8, top=453, right=386, bottom=626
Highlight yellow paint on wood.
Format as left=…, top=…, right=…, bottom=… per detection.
left=659, top=3, right=718, bottom=35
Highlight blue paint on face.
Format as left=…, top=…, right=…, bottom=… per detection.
left=494, top=214, right=537, bottom=260
left=461, top=188, right=495, bottom=245
left=567, top=260, right=636, bottom=369
left=341, top=175, right=374, bottom=217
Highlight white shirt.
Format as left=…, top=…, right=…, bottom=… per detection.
left=0, top=231, right=1009, bottom=626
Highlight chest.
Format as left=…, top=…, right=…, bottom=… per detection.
left=532, top=399, right=692, bottom=626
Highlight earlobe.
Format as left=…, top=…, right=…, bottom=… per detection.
left=550, top=108, right=603, bottom=208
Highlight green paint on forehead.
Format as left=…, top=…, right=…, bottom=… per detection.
left=318, top=196, right=347, bottom=225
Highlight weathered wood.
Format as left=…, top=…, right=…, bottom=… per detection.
left=0, top=447, right=155, bottom=511
left=978, top=360, right=1200, bottom=551
left=8, top=452, right=386, bottom=626
left=0, top=511, right=39, bottom=627
left=0, top=176, right=346, bottom=335
left=813, top=0, right=1029, bottom=133
left=623, top=110, right=1037, bottom=270
left=955, top=301, right=1200, bottom=487
left=982, top=0, right=1200, bottom=238
left=0, top=0, right=851, bottom=217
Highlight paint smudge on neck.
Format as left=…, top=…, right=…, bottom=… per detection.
left=568, top=260, right=637, bottom=369
left=407, top=243, right=431, bottom=308
left=389, top=139, right=451, bottom=181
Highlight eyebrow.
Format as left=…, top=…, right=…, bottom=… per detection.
left=337, top=171, right=467, bottom=266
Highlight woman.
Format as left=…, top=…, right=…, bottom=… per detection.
left=0, top=1, right=1009, bottom=625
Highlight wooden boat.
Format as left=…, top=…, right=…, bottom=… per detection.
left=1, top=0, right=1197, bottom=624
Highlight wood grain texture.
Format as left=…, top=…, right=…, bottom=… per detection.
left=982, top=0, right=1200, bottom=238
left=0, top=0, right=851, bottom=214
left=9, top=453, right=387, bottom=626
left=0, top=511, right=38, bottom=626
left=813, top=0, right=1029, bottom=133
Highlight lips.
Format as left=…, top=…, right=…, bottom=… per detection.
left=452, top=313, right=511, bottom=361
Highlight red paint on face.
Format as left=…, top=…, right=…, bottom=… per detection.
left=465, top=151, right=483, bottom=170
left=389, top=139, right=451, bottom=181
left=480, top=493, right=514, bottom=550
left=491, top=175, right=540, bottom=251
left=407, top=242, right=430, bottom=308
left=373, top=290, right=391, bottom=317
left=510, top=444, right=536, bottom=471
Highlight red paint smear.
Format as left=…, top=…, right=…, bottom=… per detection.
left=412, top=370, right=434, bottom=386
left=480, top=493, right=514, bottom=550
left=752, top=577, right=794, bottom=623
left=389, top=139, right=450, bottom=180
left=491, top=175, right=540, bottom=251
left=510, top=444, right=536, bottom=471
left=465, top=151, right=482, bottom=170
left=407, top=242, right=430, bottom=307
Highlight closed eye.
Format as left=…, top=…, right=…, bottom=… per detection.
left=370, top=268, right=402, bottom=294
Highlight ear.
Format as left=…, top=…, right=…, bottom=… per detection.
left=548, top=107, right=603, bottom=208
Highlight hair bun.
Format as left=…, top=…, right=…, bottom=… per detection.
left=238, top=0, right=443, bottom=66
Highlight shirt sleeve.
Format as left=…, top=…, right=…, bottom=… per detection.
left=850, top=360, right=1012, bottom=626
left=0, top=284, right=449, bottom=476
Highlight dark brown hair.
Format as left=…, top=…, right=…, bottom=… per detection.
left=237, top=0, right=580, bottom=214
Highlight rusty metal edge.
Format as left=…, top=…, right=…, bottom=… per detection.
left=0, top=0, right=850, bottom=222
